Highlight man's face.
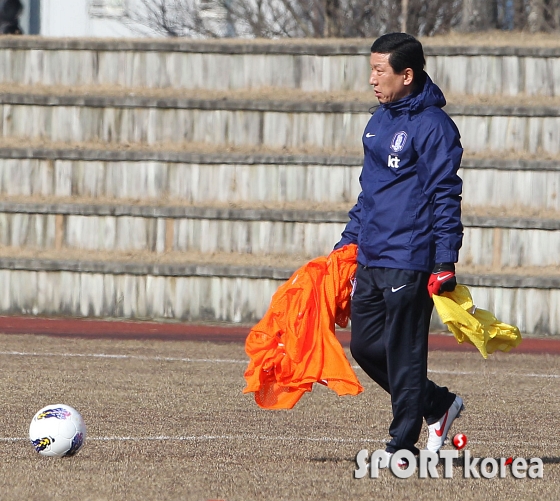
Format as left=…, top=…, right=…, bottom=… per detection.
left=369, top=52, right=414, bottom=104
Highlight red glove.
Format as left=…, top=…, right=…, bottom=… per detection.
left=427, top=263, right=457, bottom=297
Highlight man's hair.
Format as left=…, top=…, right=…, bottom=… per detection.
left=370, top=33, right=425, bottom=84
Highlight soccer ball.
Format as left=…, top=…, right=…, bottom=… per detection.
left=29, top=404, right=86, bottom=457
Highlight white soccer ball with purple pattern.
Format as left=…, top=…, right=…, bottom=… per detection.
left=29, top=404, right=86, bottom=457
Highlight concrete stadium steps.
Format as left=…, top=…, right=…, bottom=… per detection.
left=0, top=93, right=369, bottom=150
left=0, top=148, right=558, bottom=212
left=0, top=201, right=558, bottom=268
left=0, top=254, right=282, bottom=324
left=0, top=38, right=556, bottom=337
left=0, top=249, right=558, bottom=334
left=0, top=149, right=361, bottom=206
left=2, top=93, right=560, bottom=154
left=460, top=158, right=560, bottom=212
left=0, top=203, right=343, bottom=257
left=460, top=217, right=560, bottom=268
left=0, top=38, right=559, bottom=96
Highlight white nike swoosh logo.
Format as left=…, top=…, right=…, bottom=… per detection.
left=437, top=273, right=453, bottom=281
left=391, top=284, right=406, bottom=292
left=366, top=133, right=375, bottom=138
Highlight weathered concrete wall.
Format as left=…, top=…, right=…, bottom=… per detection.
left=0, top=204, right=557, bottom=267
left=428, top=54, right=560, bottom=96
left=0, top=153, right=558, bottom=211
left=0, top=101, right=369, bottom=150
left=0, top=40, right=557, bottom=335
left=0, top=39, right=559, bottom=96
left=461, top=225, right=560, bottom=268
left=0, top=264, right=558, bottom=334
left=0, top=267, right=278, bottom=324
left=1, top=153, right=558, bottom=211
left=0, top=155, right=362, bottom=205
left=2, top=99, right=560, bottom=154
left=460, top=161, right=560, bottom=212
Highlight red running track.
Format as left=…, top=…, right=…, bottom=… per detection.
left=0, top=315, right=558, bottom=355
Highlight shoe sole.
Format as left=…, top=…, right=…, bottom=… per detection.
left=443, top=402, right=465, bottom=445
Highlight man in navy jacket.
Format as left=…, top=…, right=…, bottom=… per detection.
left=336, top=33, right=464, bottom=461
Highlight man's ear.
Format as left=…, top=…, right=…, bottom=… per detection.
left=403, top=68, right=414, bottom=87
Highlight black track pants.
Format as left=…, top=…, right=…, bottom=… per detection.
left=350, top=265, right=456, bottom=455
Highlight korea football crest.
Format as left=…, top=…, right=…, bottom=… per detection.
left=387, top=130, right=407, bottom=169
left=390, top=131, right=408, bottom=152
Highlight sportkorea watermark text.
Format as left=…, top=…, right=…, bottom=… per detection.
left=354, top=449, right=544, bottom=479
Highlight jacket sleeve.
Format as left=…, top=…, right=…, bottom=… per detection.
left=334, top=191, right=363, bottom=250
left=416, top=113, right=463, bottom=264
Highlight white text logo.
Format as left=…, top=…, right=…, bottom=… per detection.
left=354, top=449, right=544, bottom=479
left=388, top=155, right=400, bottom=169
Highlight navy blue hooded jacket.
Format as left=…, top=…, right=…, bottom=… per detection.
left=336, top=73, right=463, bottom=273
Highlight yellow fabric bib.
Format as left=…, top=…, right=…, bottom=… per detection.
left=433, top=285, right=522, bottom=359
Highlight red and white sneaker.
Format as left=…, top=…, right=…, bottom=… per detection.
left=426, top=395, right=464, bottom=453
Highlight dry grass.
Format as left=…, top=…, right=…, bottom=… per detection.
left=34, top=31, right=560, bottom=48
left=456, top=264, right=560, bottom=277
left=3, top=136, right=560, bottom=163
left=4, top=136, right=560, bottom=163
left=0, top=333, right=558, bottom=501
left=0, top=245, right=311, bottom=270
left=0, top=193, right=353, bottom=212
left=462, top=205, right=560, bottom=220
left=1, top=243, right=559, bottom=277
left=0, top=82, right=375, bottom=102
left=2, top=193, right=558, bottom=220
left=3, top=82, right=560, bottom=108
left=0, top=136, right=364, bottom=157
left=421, top=30, right=560, bottom=47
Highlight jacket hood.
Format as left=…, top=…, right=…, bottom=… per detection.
left=382, top=72, right=446, bottom=114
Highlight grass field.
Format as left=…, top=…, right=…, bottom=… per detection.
left=0, top=332, right=558, bottom=500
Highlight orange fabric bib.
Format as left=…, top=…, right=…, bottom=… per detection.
left=243, top=244, right=363, bottom=409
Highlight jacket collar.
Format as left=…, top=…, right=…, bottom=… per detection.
left=380, top=72, right=446, bottom=115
